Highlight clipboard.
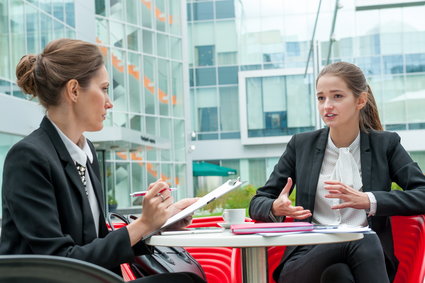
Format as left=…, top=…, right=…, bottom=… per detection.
left=142, top=177, right=244, bottom=240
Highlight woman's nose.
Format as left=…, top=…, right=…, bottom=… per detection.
left=324, top=99, right=333, bottom=109
left=105, top=96, right=113, bottom=109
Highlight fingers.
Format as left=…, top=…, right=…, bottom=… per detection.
left=173, top=198, right=198, bottom=210
left=279, top=177, right=293, bottom=197
left=145, top=180, right=169, bottom=198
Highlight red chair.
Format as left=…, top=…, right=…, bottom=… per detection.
left=392, top=215, right=425, bottom=283
left=266, top=216, right=425, bottom=283
left=186, top=247, right=240, bottom=283
left=191, top=216, right=224, bottom=224
left=120, top=263, right=136, bottom=282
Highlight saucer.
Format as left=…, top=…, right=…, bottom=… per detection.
left=218, top=222, right=255, bottom=229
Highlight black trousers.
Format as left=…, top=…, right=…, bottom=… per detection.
left=132, top=272, right=206, bottom=283
left=278, top=233, right=390, bottom=283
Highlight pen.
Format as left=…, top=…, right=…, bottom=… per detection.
left=130, top=187, right=178, bottom=197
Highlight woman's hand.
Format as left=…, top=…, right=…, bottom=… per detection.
left=324, top=180, right=370, bottom=210
left=271, top=177, right=312, bottom=219
left=126, top=180, right=174, bottom=245
left=165, top=198, right=199, bottom=230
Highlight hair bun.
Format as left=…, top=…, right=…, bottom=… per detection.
left=16, top=54, right=38, bottom=96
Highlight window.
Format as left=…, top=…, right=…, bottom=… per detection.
left=215, top=1, right=235, bottom=19
left=193, top=2, right=214, bottom=21
left=240, top=70, right=314, bottom=143
left=218, top=66, right=238, bottom=85
left=406, top=54, right=425, bottom=73
left=199, top=107, right=218, bottom=132
left=196, top=45, right=215, bottom=66
left=355, top=56, right=381, bottom=76
left=383, top=55, right=403, bottom=74
left=195, top=67, right=217, bottom=86
left=286, top=42, right=300, bottom=57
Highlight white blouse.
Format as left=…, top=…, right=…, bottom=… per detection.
left=313, top=133, right=369, bottom=227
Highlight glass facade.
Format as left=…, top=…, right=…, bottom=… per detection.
left=94, top=0, right=188, bottom=210
left=188, top=0, right=425, bottom=191
left=0, top=0, right=76, bottom=99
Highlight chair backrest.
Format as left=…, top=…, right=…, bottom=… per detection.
left=186, top=246, right=240, bottom=283
left=0, top=255, right=123, bottom=283
left=392, top=215, right=425, bottom=283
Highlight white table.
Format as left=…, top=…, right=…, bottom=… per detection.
left=146, top=230, right=363, bottom=283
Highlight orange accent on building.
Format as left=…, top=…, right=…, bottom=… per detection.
left=168, top=15, right=173, bottom=25
left=95, top=38, right=178, bottom=106
left=158, top=89, right=168, bottom=103
left=140, top=0, right=151, bottom=9
left=115, top=151, right=180, bottom=186
left=160, top=174, right=170, bottom=182
left=143, top=76, right=155, bottom=93
left=116, top=152, right=128, bottom=160
left=146, top=163, right=158, bottom=177
left=155, top=8, right=166, bottom=22
left=111, top=54, right=124, bottom=72
left=130, top=152, right=143, bottom=161
left=128, top=65, right=140, bottom=80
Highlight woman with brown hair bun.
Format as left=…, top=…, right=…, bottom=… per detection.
left=0, top=38, right=205, bottom=283
left=250, top=61, right=425, bottom=283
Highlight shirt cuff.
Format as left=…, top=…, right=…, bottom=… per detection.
left=365, top=192, right=377, bottom=216
left=269, top=210, right=284, bottom=222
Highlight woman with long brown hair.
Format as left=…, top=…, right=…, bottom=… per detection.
left=250, top=61, right=425, bottom=283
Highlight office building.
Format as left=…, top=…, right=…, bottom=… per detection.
left=188, top=0, right=425, bottom=190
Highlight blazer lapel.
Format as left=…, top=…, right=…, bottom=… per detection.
left=360, top=131, right=372, bottom=192
left=40, top=116, right=98, bottom=241
left=40, top=117, right=89, bottom=198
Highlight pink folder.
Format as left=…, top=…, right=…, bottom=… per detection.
left=231, top=222, right=314, bottom=234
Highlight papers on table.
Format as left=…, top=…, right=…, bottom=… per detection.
left=231, top=222, right=314, bottom=234
left=258, top=224, right=373, bottom=237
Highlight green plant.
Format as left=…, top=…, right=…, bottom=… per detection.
left=196, top=184, right=257, bottom=214
left=108, top=195, right=118, bottom=205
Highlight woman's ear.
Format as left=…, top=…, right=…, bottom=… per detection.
left=64, top=79, right=80, bottom=103
left=357, top=92, right=368, bottom=110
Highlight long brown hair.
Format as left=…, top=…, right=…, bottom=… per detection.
left=16, top=38, right=104, bottom=109
left=316, top=62, right=383, bottom=132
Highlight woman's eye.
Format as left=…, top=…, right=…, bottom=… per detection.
left=317, top=96, right=324, bottom=101
left=335, top=94, right=343, bottom=99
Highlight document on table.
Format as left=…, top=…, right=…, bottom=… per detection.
left=258, top=225, right=373, bottom=237
left=142, top=177, right=244, bottom=240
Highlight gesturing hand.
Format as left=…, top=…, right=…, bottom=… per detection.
left=271, top=177, right=312, bottom=219
left=324, top=180, right=370, bottom=210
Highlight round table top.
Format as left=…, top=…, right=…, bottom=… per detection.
left=146, top=230, right=364, bottom=248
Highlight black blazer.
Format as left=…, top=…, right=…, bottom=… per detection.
left=249, top=128, right=425, bottom=282
left=0, top=117, right=148, bottom=271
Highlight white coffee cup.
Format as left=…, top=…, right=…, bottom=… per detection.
left=222, top=208, right=246, bottom=224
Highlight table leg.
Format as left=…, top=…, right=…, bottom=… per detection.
left=241, top=247, right=269, bottom=283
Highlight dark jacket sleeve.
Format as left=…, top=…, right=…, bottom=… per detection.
left=1, top=140, right=137, bottom=270
left=249, top=135, right=297, bottom=222
left=373, top=132, right=425, bottom=216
